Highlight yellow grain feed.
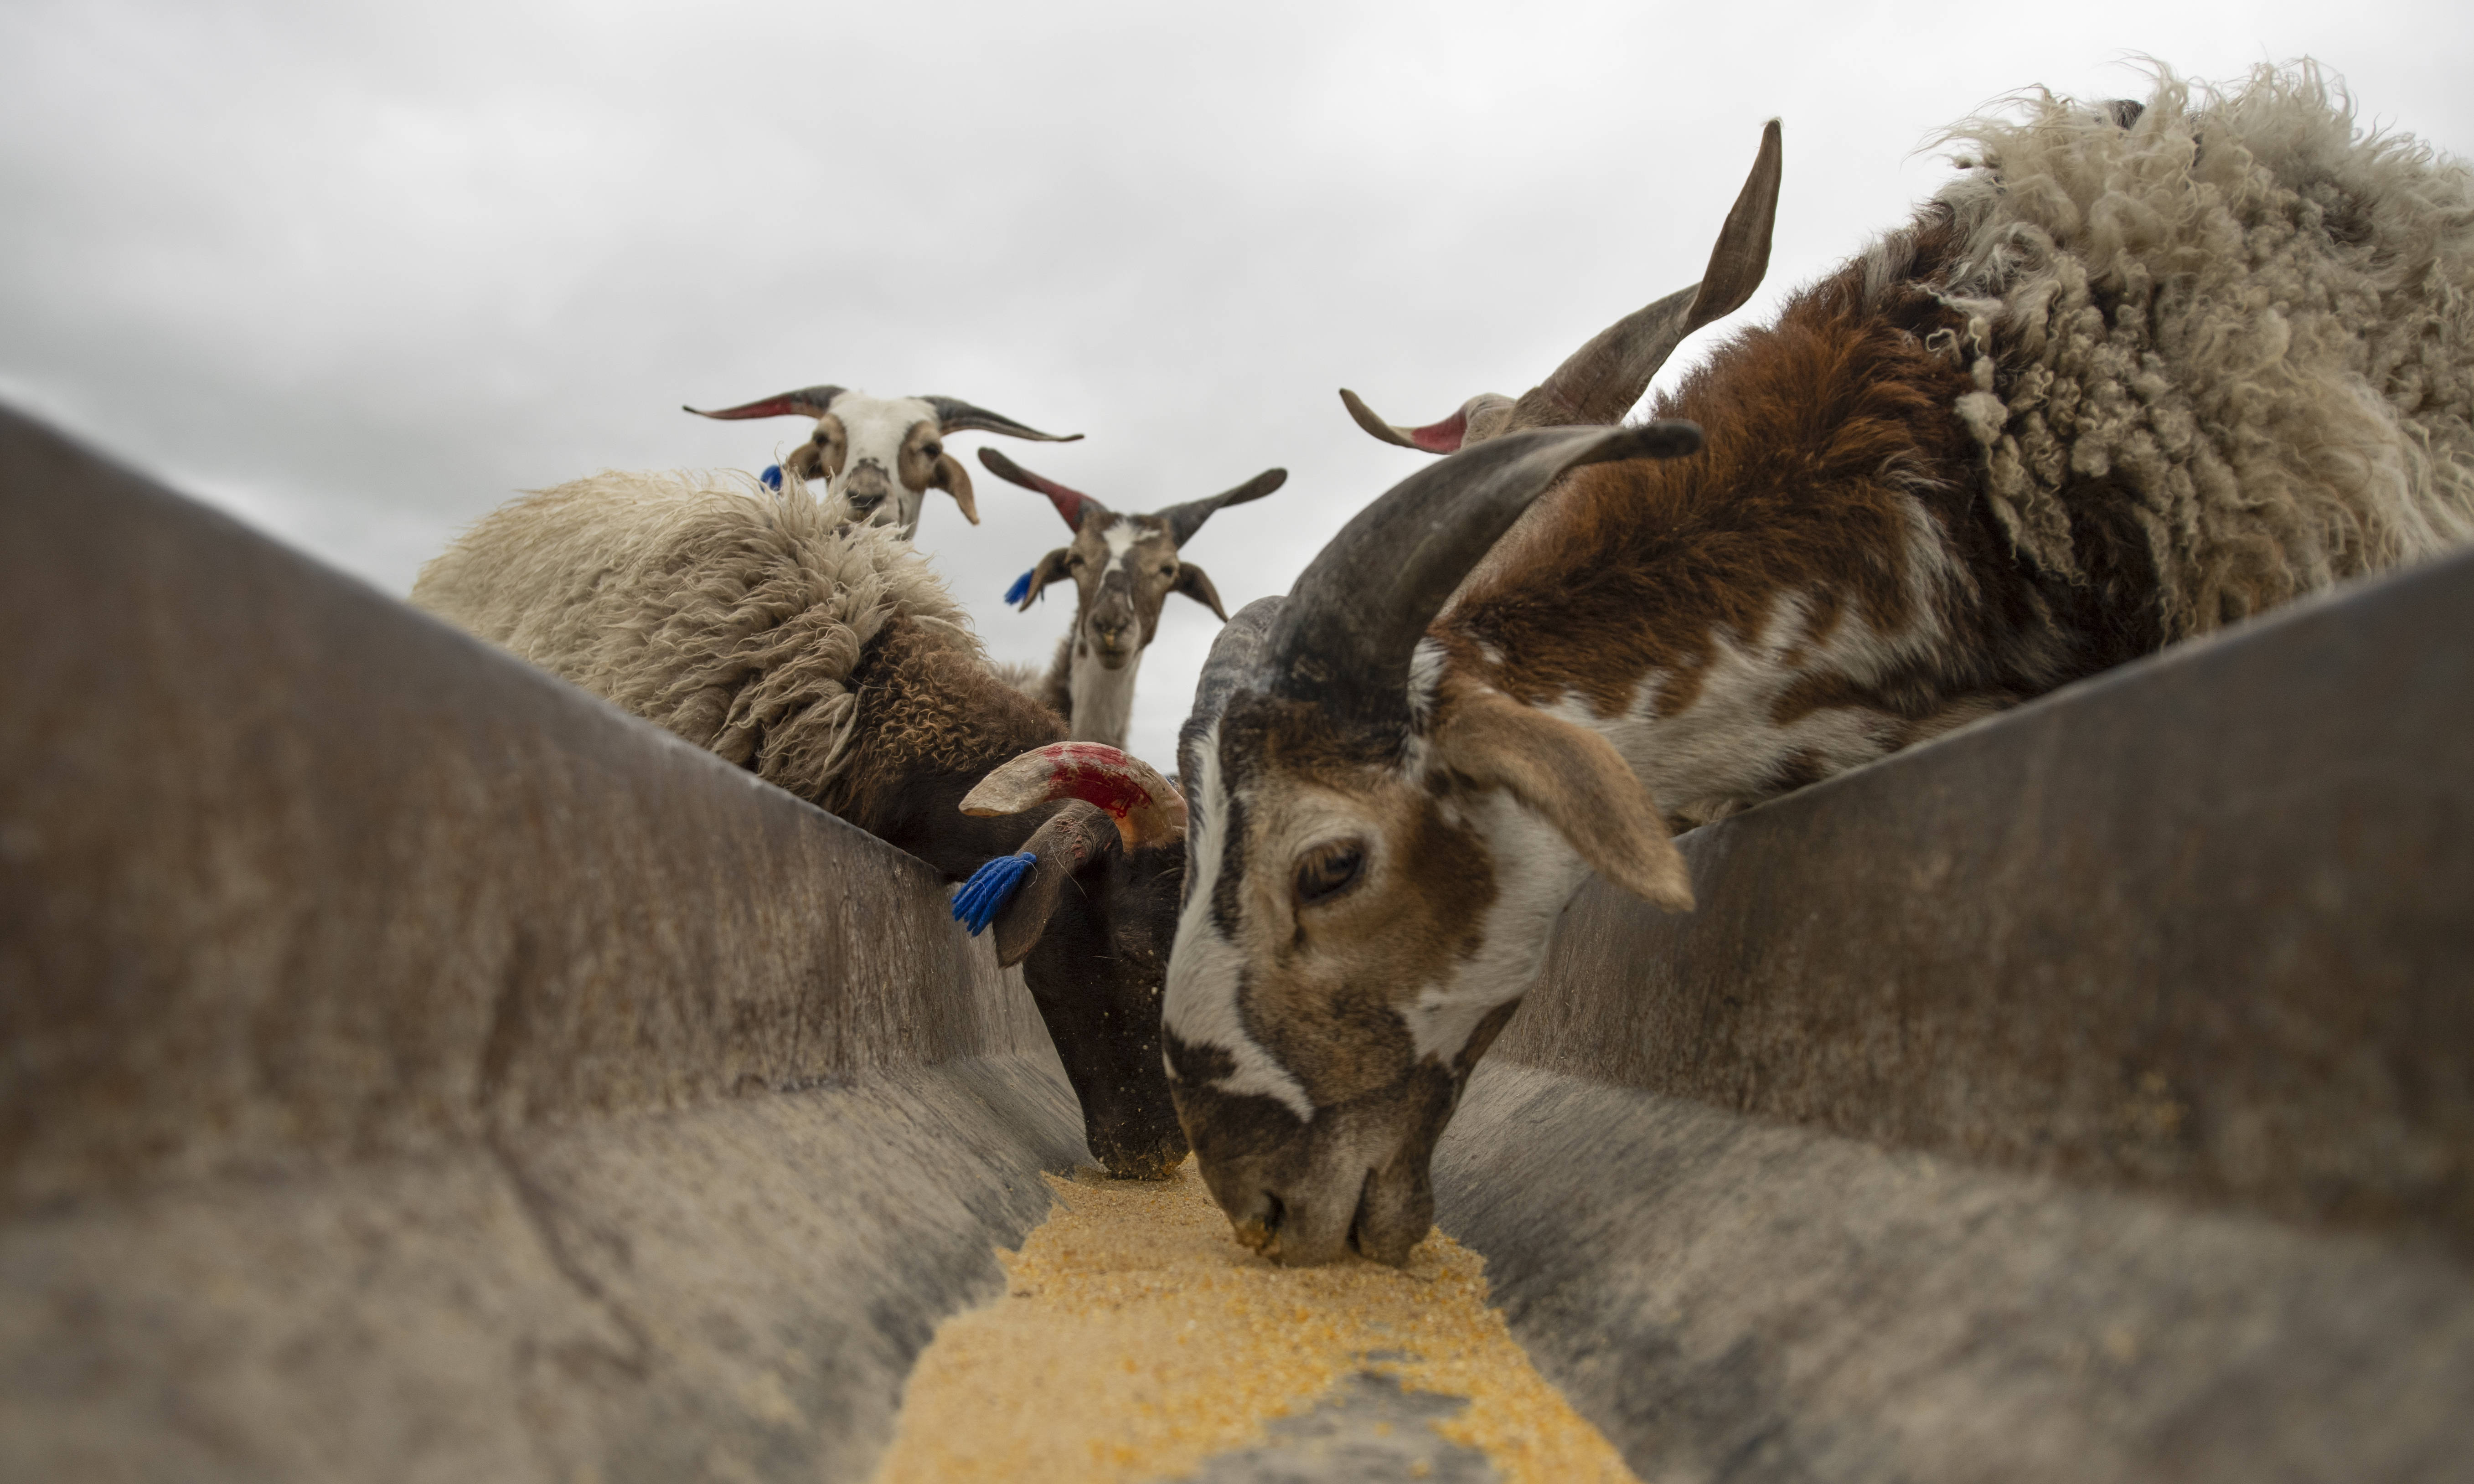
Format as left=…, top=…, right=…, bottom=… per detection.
left=869, top=1157, right=1640, bottom=1484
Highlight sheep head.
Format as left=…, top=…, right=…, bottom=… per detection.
left=1164, top=424, right=1703, bottom=1265
left=684, top=386, right=1081, bottom=540
left=1339, top=119, right=1782, bottom=453
left=981, top=448, right=1286, bottom=670
left=958, top=742, right=1192, bottom=1180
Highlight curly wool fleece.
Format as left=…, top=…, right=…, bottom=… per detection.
left=413, top=468, right=979, bottom=808
left=1933, top=63, right=2474, bottom=639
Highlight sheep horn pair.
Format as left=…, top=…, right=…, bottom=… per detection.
left=1340, top=119, right=1783, bottom=452
left=956, top=744, right=1186, bottom=967
left=1192, top=424, right=1703, bottom=740
left=978, top=448, right=1287, bottom=544
left=682, top=386, right=1081, bottom=443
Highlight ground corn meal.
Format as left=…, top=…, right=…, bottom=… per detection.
left=868, top=1157, right=1641, bottom=1483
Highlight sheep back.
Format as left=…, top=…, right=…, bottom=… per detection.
left=1937, top=62, right=2474, bottom=638
left=413, top=468, right=986, bottom=811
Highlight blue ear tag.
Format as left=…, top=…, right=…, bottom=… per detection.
left=761, top=464, right=783, bottom=490
left=952, top=851, right=1038, bottom=935
left=1003, top=570, right=1034, bottom=606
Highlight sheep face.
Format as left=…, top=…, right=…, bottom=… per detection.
left=961, top=743, right=1197, bottom=1179
left=1028, top=512, right=1220, bottom=671
left=785, top=396, right=977, bottom=540
left=983, top=448, right=1286, bottom=682
left=686, top=385, right=1080, bottom=541
left=1163, top=429, right=1704, bottom=1266
left=1017, top=834, right=1190, bottom=1178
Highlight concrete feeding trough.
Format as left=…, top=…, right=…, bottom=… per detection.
left=3, top=404, right=2469, bottom=1482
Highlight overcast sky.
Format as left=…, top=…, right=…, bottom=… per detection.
left=5, top=0, right=2467, bottom=768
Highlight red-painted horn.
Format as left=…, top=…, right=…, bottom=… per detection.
left=960, top=742, right=1186, bottom=850
left=682, top=384, right=846, bottom=421
left=978, top=448, right=1108, bottom=531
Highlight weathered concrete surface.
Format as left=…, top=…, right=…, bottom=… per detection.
left=3, top=1059, right=1082, bottom=1483
left=1491, top=548, right=2474, bottom=1253
left=1434, top=551, right=2474, bottom=1482
left=0, top=406, right=1086, bottom=1480
left=1437, top=1065, right=2474, bottom=1484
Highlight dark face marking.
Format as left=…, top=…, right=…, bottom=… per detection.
left=1019, top=839, right=1190, bottom=1179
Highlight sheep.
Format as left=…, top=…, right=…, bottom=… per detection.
left=978, top=448, right=1286, bottom=749
left=1163, top=62, right=2474, bottom=1265
left=410, top=467, right=1192, bottom=1177
left=682, top=385, right=1082, bottom=540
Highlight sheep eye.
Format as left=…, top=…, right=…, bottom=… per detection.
left=1068, top=555, right=1085, bottom=569
left=1293, top=842, right=1363, bottom=905
left=1159, top=564, right=1176, bottom=577
left=922, top=441, right=943, bottom=459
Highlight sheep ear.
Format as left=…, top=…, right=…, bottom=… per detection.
left=787, top=442, right=827, bottom=481
left=1018, top=550, right=1072, bottom=611
left=1432, top=686, right=1694, bottom=912
left=1170, top=562, right=1229, bottom=622
left=931, top=451, right=979, bottom=525
left=990, top=802, right=1120, bottom=967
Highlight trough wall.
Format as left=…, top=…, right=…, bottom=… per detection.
left=0, top=407, right=1085, bottom=1482
left=1437, top=549, right=2474, bottom=1483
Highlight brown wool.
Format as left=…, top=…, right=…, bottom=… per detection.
left=869, top=1158, right=1639, bottom=1484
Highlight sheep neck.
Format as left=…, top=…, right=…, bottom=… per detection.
left=1066, top=634, right=1142, bottom=749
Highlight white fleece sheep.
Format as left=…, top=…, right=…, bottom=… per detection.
left=1940, top=62, right=2474, bottom=636
left=413, top=469, right=983, bottom=808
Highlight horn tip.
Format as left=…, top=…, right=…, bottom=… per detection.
left=1339, top=388, right=1417, bottom=449
left=1614, top=419, right=1704, bottom=461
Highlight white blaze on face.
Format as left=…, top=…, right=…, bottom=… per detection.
left=1162, top=719, right=1314, bottom=1119
left=826, top=394, right=939, bottom=535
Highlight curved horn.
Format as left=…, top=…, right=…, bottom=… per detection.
left=962, top=742, right=1187, bottom=850
left=1340, top=390, right=1485, bottom=456
left=978, top=448, right=1107, bottom=530
left=682, top=384, right=845, bottom=421
left=1267, top=422, right=1702, bottom=730
left=1188, top=597, right=1280, bottom=726
left=922, top=396, right=1083, bottom=443
left=1509, top=119, right=1783, bottom=432
left=1156, top=468, right=1286, bottom=548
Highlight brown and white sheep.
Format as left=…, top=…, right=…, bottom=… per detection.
left=1166, top=63, right=2474, bottom=1264
left=980, top=448, right=1286, bottom=750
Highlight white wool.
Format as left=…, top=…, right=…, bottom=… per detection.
left=412, top=468, right=977, bottom=802
left=1936, top=62, right=2474, bottom=636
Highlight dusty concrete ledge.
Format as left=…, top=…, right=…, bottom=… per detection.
left=3, top=1056, right=1084, bottom=1483
left=1436, top=1064, right=2474, bottom=1484
left=1490, top=550, right=2474, bottom=1252
left=0, top=406, right=1086, bottom=1479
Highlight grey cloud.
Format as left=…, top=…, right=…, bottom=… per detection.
left=5, top=0, right=2467, bottom=766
